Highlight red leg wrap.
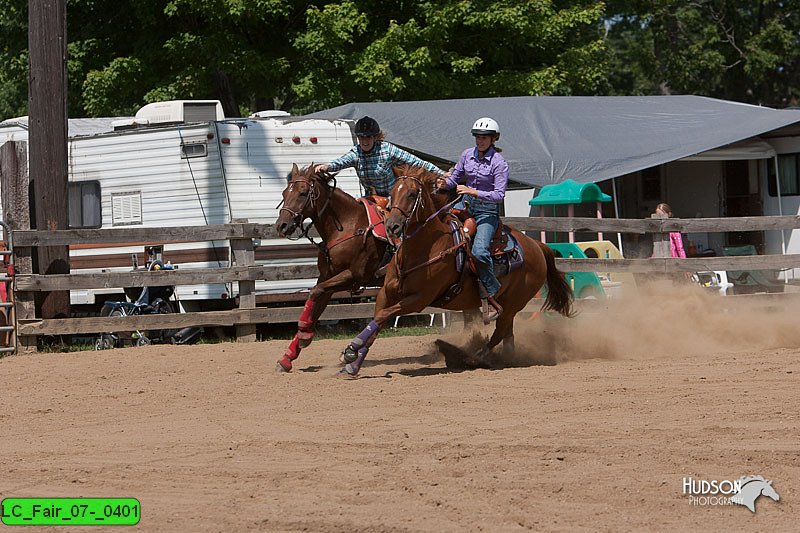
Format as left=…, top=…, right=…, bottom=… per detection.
left=286, top=335, right=301, bottom=359
left=277, top=356, right=293, bottom=372
left=298, top=299, right=316, bottom=330
left=297, top=329, right=314, bottom=348
left=297, top=299, right=317, bottom=348
left=277, top=336, right=302, bottom=371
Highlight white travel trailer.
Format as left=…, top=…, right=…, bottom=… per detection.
left=0, top=100, right=362, bottom=310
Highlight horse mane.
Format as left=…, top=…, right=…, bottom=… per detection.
left=392, top=164, right=453, bottom=211
left=289, top=164, right=337, bottom=184
left=393, top=164, right=439, bottom=186
left=739, top=475, right=767, bottom=486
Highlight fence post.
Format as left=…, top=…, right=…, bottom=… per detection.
left=230, top=219, right=256, bottom=342
left=651, top=213, right=671, bottom=259
left=0, top=141, right=37, bottom=352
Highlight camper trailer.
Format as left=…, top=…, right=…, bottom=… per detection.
left=0, top=100, right=362, bottom=311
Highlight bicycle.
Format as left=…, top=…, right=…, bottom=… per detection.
left=95, top=260, right=179, bottom=349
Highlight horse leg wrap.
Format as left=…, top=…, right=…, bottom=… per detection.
left=298, top=299, right=316, bottom=330
left=344, top=347, right=369, bottom=376
left=296, top=300, right=317, bottom=348
left=277, top=335, right=302, bottom=371
left=350, top=320, right=380, bottom=350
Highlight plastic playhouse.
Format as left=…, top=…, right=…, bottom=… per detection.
left=530, top=179, right=636, bottom=298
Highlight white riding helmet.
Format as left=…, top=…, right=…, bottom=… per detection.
left=471, top=117, right=500, bottom=139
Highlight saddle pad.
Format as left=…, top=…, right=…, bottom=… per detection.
left=450, top=219, right=467, bottom=273
left=358, top=197, right=388, bottom=241
left=485, top=228, right=524, bottom=276
left=490, top=225, right=516, bottom=255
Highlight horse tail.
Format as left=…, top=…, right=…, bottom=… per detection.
left=537, top=241, right=574, bottom=317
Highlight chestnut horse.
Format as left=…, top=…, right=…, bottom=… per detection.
left=340, top=166, right=574, bottom=376
left=274, top=164, right=389, bottom=372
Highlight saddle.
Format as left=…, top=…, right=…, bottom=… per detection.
left=429, top=212, right=525, bottom=308
left=358, top=196, right=390, bottom=242
left=450, top=209, right=520, bottom=258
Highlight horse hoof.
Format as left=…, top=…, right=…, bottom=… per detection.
left=336, top=363, right=360, bottom=377
left=464, top=347, right=492, bottom=369
left=340, top=346, right=359, bottom=364
left=275, top=360, right=292, bottom=373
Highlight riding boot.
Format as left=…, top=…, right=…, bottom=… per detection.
left=374, top=244, right=396, bottom=277
left=478, top=281, right=503, bottom=324
left=484, top=295, right=503, bottom=323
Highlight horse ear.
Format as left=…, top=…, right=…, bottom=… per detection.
left=291, top=162, right=299, bottom=174
left=768, top=480, right=772, bottom=485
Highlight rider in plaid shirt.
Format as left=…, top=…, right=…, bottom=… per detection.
left=315, top=116, right=443, bottom=197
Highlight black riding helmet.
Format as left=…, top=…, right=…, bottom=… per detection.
left=355, top=116, right=380, bottom=137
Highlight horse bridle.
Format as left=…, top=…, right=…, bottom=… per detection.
left=388, top=175, right=468, bottom=284
left=387, top=175, right=425, bottom=237
left=389, top=175, right=462, bottom=240
left=277, top=173, right=341, bottom=241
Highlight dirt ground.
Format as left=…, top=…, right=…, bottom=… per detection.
left=1, top=286, right=798, bottom=531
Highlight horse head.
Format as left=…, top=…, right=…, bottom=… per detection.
left=385, top=165, right=440, bottom=239
left=760, top=480, right=780, bottom=502
left=276, top=163, right=335, bottom=238
left=734, top=476, right=780, bottom=512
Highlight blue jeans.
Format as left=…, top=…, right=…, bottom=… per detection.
left=457, top=197, right=501, bottom=297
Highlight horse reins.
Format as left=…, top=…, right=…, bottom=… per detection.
left=389, top=175, right=467, bottom=283
left=277, top=174, right=345, bottom=252
left=278, top=173, right=374, bottom=263
left=389, top=175, right=462, bottom=239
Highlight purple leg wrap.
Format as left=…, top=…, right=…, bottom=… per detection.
left=345, top=347, right=370, bottom=375
left=350, top=320, right=380, bottom=350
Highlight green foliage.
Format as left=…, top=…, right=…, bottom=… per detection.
left=0, top=0, right=28, bottom=119
left=603, top=0, right=800, bottom=106
left=294, top=0, right=607, bottom=106
left=0, top=0, right=607, bottom=120
left=4, top=0, right=800, bottom=121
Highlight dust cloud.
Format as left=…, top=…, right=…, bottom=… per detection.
left=444, top=282, right=800, bottom=367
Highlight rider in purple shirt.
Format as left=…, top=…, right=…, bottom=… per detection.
left=437, top=117, right=509, bottom=322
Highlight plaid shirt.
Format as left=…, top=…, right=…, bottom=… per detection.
left=327, top=140, right=443, bottom=196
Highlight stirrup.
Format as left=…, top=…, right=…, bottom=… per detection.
left=481, top=297, right=503, bottom=324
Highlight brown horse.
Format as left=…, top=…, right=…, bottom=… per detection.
left=273, top=163, right=389, bottom=372
left=339, top=165, right=574, bottom=375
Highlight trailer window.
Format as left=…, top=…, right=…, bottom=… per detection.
left=767, top=154, right=800, bottom=196
left=112, top=191, right=143, bottom=226
left=181, top=142, right=207, bottom=159
left=68, top=181, right=101, bottom=228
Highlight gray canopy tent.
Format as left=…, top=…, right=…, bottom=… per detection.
left=306, top=95, right=800, bottom=188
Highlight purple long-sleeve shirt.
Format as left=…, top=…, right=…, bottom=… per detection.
left=445, top=146, right=509, bottom=203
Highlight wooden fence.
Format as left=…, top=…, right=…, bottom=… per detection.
left=8, top=215, right=800, bottom=352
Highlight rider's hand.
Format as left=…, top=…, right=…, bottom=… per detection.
left=314, top=164, right=329, bottom=174
left=456, top=184, right=477, bottom=197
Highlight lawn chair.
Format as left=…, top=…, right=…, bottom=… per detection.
left=722, top=245, right=784, bottom=294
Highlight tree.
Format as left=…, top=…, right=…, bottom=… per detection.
left=0, top=0, right=28, bottom=119
left=293, top=0, right=608, bottom=110
left=1, top=0, right=608, bottom=120
left=603, top=0, right=800, bottom=107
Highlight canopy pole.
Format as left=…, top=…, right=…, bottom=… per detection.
left=596, top=201, right=603, bottom=241
left=773, top=156, right=789, bottom=282
left=612, top=178, right=623, bottom=255
left=540, top=206, right=546, bottom=243
left=567, top=204, right=575, bottom=243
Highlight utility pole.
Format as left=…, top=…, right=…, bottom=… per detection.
left=28, top=0, right=71, bottom=321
